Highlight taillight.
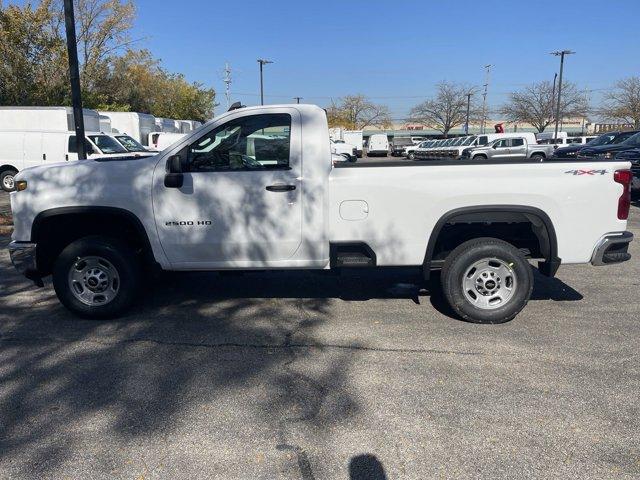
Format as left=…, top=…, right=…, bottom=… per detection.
left=614, top=169, right=632, bottom=220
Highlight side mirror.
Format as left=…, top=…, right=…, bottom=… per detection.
left=492, top=144, right=498, bottom=149
left=164, top=155, right=184, bottom=188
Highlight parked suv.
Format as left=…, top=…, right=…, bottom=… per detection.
left=578, top=131, right=640, bottom=159
left=553, top=131, right=638, bottom=159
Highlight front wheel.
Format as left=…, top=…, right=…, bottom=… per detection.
left=441, top=238, right=533, bottom=324
left=407, top=152, right=415, bottom=160
left=531, top=153, right=545, bottom=162
left=53, top=236, right=141, bottom=319
left=1, top=170, right=17, bottom=192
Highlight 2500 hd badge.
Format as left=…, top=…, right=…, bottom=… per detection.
left=165, top=220, right=212, bottom=226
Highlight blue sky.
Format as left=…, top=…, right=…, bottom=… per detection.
left=9, top=0, right=640, bottom=118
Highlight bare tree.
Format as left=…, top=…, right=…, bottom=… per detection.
left=409, top=82, right=478, bottom=137
left=598, top=77, right=640, bottom=129
left=72, top=0, right=137, bottom=89
left=499, top=81, right=589, bottom=133
left=327, top=94, right=391, bottom=129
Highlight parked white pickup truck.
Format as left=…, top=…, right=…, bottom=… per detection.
left=8, top=105, right=634, bottom=323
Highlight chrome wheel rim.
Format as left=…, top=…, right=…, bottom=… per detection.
left=2, top=174, right=14, bottom=190
left=462, top=257, right=517, bottom=310
left=68, top=256, right=120, bottom=306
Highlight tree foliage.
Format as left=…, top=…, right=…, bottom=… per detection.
left=598, top=76, right=640, bottom=129
left=0, top=0, right=215, bottom=121
left=326, top=95, right=391, bottom=129
left=499, top=81, right=589, bottom=132
left=409, top=82, right=479, bottom=137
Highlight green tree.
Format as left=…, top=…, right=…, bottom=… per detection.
left=0, top=0, right=67, bottom=105
left=0, top=0, right=215, bottom=121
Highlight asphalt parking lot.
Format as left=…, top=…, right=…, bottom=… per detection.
left=1, top=191, right=639, bottom=479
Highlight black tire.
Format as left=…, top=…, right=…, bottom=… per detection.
left=472, top=154, right=487, bottom=161
left=53, top=236, right=141, bottom=319
left=531, top=153, right=545, bottom=162
left=407, top=152, right=415, bottom=160
left=441, top=237, right=533, bottom=324
left=1, top=169, right=17, bottom=192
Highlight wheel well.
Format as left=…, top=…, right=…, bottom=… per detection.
left=472, top=154, right=487, bottom=159
left=32, top=207, right=155, bottom=275
left=0, top=164, right=19, bottom=173
left=424, top=207, right=559, bottom=276
left=531, top=152, right=546, bottom=157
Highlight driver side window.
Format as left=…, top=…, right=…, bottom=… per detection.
left=187, top=113, right=291, bottom=172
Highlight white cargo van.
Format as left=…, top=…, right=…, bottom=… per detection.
left=148, top=132, right=187, bottom=151
left=0, top=131, right=151, bottom=191
left=0, top=106, right=100, bottom=132
left=367, top=133, right=389, bottom=156
left=343, top=130, right=364, bottom=157
left=99, top=111, right=156, bottom=146
left=99, top=115, right=112, bottom=133
left=155, top=117, right=180, bottom=133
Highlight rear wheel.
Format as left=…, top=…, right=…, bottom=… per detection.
left=53, top=236, right=141, bottom=319
left=1, top=169, right=17, bottom=192
left=531, top=153, right=545, bottom=162
left=407, top=152, right=415, bottom=160
left=441, top=238, right=533, bottom=323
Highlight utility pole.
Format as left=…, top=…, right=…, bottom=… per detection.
left=551, top=50, right=575, bottom=143
left=293, top=97, right=302, bottom=104
left=257, top=58, right=273, bottom=105
left=62, top=0, right=86, bottom=160
left=223, top=62, right=232, bottom=109
left=480, top=64, right=492, bottom=134
left=465, top=92, right=472, bottom=134
left=550, top=72, right=558, bottom=122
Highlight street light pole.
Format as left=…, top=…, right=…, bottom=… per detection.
left=465, top=92, right=472, bottom=134
left=257, top=59, right=273, bottom=105
left=63, top=0, right=86, bottom=160
left=551, top=50, right=575, bottom=143
left=480, top=64, right=492, bottom=134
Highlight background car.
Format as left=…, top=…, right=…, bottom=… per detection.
left=553, top=131, right=638, bottom=159
left=578, top=131, right=640, bottom=159
left=615, top=148, right=640, bottom=193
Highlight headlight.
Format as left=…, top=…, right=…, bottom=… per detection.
left=16, top=180, right=27, bottom=191
left=602, top=152, right=614, bottom=159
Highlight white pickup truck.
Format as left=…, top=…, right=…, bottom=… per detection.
left=8, top=105, right=634, bottom=323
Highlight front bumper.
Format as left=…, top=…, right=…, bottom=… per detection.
left=590, top=232, right=633, bottom=266
left=8, top=241, right=43, bottom=285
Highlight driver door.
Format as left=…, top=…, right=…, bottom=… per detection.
left=492, top=139, right=510, bottom=159
left=152, top=109, right=302, bottom=268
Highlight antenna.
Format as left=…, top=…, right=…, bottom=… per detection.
left=223, top=62, right=232, bottom=109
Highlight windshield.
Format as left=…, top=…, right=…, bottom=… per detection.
left=461, top=136, right=476, bottom=146
left=621, top=132, right=640, bottom=147
left=87, top=135, right=128, bottom=154
left=115, top=135, right=147, bottom=152
left=586, top=134, right=617, bottom=146
left=614, top=131, right=638, bottom=144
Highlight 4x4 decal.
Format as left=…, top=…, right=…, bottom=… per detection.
left=565, top=169, right=607, bottom=176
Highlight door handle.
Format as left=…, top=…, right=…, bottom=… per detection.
left=266, top=184, right=296, bottom=192
left=43, top=153, right=46, bottom=160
